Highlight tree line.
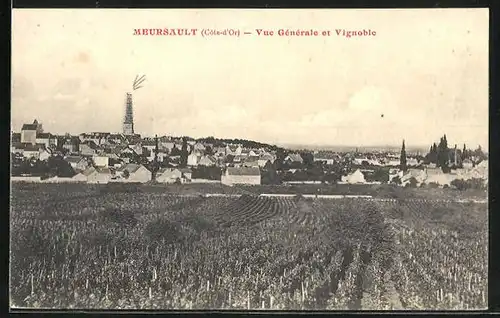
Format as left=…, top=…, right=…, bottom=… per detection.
left=422, top=134, right=486, bottom=172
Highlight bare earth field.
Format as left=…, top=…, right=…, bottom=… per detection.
left=10, top=183, right=487, bottom=310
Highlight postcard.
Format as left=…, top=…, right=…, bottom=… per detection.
left=10, top=8, right=488, bottom=310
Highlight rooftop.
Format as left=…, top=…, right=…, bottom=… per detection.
left=64, top=156, right=84, bottom=164
left=22, top=124, right=38, bottom=131
left=226, top=167, right=260, bottom=176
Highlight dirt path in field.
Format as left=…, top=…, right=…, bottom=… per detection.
left=361, top=290, right=376, bottom=310
left=333, top=247, right=353, bottom=295
left=359, top=267, right=403, bottom=310
left=384, top=271, right=404, bottom=310
left=349, top=248, right=372, bottom=310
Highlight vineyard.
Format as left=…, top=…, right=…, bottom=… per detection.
left=10, top=185, right=488, bottom=310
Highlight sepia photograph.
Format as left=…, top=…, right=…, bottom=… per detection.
left=10, top=8, right=488, bottom=310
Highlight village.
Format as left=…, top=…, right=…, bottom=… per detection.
left=11, top=119, right=488, bottom=190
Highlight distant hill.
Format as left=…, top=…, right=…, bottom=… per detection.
left=196, top=136, right=285, bottom=152
left=279, top=143, right=429, bottom=154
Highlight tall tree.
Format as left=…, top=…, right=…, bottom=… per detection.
left=474, top=145, right=486, bottom=161
left=205, top=145, right=214, bottom=156
left=437, top=134, right=450, bottom=172
left=462, top=144, right=467, bottom=160
left=180, top=138, right=188, bottom=168
left=425, top=143, right=438, bottom=164
left=300, top=152, right=314, bottom=167
left=170, top=145, right=181, bottom=156
left=452, top=144, right=459, bottom=167
left=400, top=139, right=407, bottom=172
left=47, top=156, right=76, bottom=177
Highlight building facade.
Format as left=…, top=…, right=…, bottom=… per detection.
left=221, top=167, right=261, bottom=185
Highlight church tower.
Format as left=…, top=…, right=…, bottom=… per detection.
left=123, top=93, right=134, bottom=135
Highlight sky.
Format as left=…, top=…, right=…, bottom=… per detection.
left=11, top=9, right=489, bottom=149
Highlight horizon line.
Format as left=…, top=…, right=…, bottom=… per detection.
left=10, top=127, right=486, bottom=150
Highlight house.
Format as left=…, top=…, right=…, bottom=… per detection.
left=233, top=155, right=245, bottom=163
left=123, top=134, right=142, bottom=145
left=104, top=151, right=120, bottom=161
left=142, top=140, right=157, bottom=152
left=120, top=147, right=137, bottom=156
left=353, top=157, right=381, bottom=166
left=157, top=151, right=168, bottom=163
left=400, top=169, right=427, bottom=187
left=11, top=142, right=24, bottom=155
left=314, top=158, right=335, bottom=165
left=21, top=119, right=43, bottom=144
left=248, top=150, right=259, bottom=157
left=146, top=149, right=167, bottom=163
left=198, top=155, right=217, bottom=167
left=285, top=153, right=304, bottom=164
left=61, top=137, right=80, bottom=153
left=39, top=148, right=52, bottom=161
left=64, top=156, right=89, bottom=172
left=36, top=133, right=58, bottom=148
left=73, top=167, right=95, bottom=182
left=389, top=168, right=403, bottom=182
left=22, top=144, right=45, bottom=159
left=89, top=167, right=114, bottom=184
left=419, top=166, right=464, bottom=187
left=168, top=155, right=181, bottom=165
left=93, top=155, right=109, bottom=167
left=100, top=139, right=117, bottom=149
left=221, top=166, right=261, bottom=185
left=341, top=169, right=366, bottom=184
left=243, top=156, right=260, bottom=168
left=226, top=144, right=243, bottom=156
left=381, top=155, right=401, bottom=166
left=50, top=149, right=64, bottom=157
left=240, top=150, right=250, bottom=158
left=406, top=157, right=420, bottom=167
left=258, top=153, right=275, bottom=167
left=161, top=142, right=176, bottom=153
left=127, top=143, right=143, bottom=156
left=368, top=159, right=383, bottom=166
left=193, top=142, right=206, bottom=152
left=314, top=152, right=338, bottom=165
left=79, top=132, right=109, bottom=146
left=187, top=152, right=202, bottom=166
left=179, top=168, right=193, bottom=180
left=108, top=158, right=124, bottom=169
left=117, top=163, right=151, bottom=183
left=107, top=134, right=125, bottom=144
left=156, top=167, right=192, bottom=183
left=80, top=141, right=99, bottom=156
